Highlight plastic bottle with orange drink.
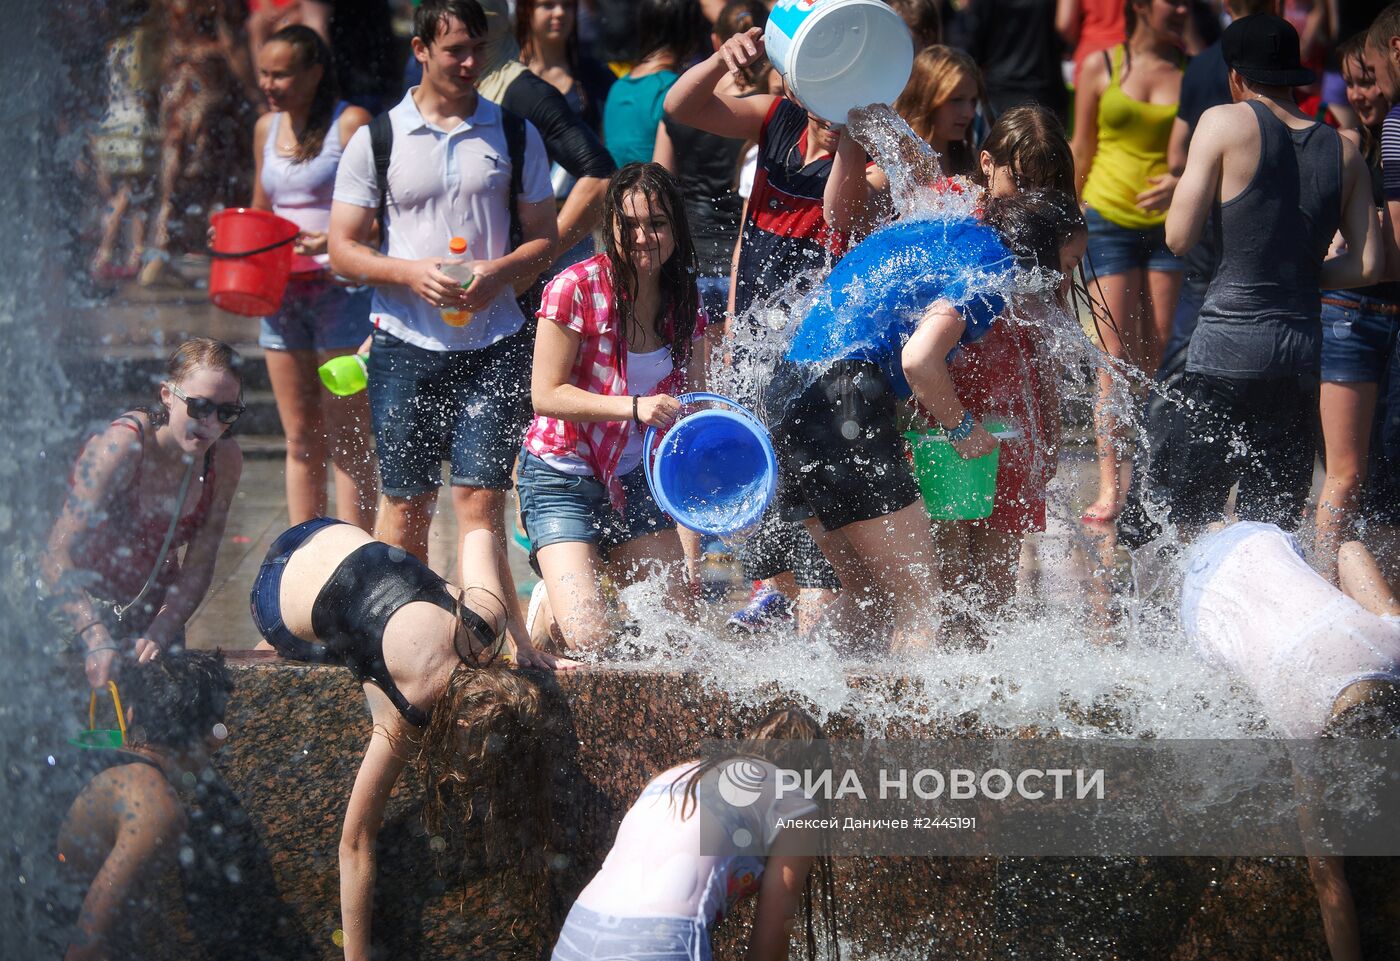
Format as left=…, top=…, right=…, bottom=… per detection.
left=440, top=236, right=476, bottom=326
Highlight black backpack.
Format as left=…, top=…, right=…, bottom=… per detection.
left=369, top=108, right=542, bottom=316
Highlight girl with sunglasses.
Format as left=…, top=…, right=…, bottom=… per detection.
left=42, top=338, right=245, bottom=691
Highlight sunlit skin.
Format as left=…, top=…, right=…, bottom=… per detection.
left=1342, top=53, right=1388, bottom=130
left=160, top=367, right=243, bottom=456
left=531, top=0, right=575, bottom=46
left=980, top=154, right=1019, bottom=199
left=415, top=16, right=484, bottom=98
left=1363, top=35, right=1400, bottom=104
left=256, top=39, right=321, bottom=114
left=614, top=190, right=677, bottom=279
left=929, top=75, right=978, bottom=158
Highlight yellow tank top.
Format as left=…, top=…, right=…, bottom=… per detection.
left=1082, top=46, right=1178, bottom=230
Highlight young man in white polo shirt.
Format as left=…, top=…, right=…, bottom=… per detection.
left=329, top=0, right=562, bottom=667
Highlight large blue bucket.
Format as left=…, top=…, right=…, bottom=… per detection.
left=644, top=392, right=778, bottom=537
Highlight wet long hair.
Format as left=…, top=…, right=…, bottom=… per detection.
left=150, top=337, right=244, bottom=427
left=1324, top=682, right=1400, bottom=739
left=123, top=651, right=234, bottom=750
left=266, top=25, right=339, bottom=163
left=416, top=667, right=552, bottom=911
left=676, top=706, right=840, bottom=961
left=977, top=104, right=1075, bottom=197
left=893, top=46, right=984, bottom=177
left=983, top=191, right=1086, bottom=276
left=603, top=163, right=699, bottom=367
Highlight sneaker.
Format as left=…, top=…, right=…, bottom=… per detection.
left=726, top=586, right=792, bottom=633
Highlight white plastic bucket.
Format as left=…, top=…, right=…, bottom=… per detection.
left=764, top=0, right=915, bottom=123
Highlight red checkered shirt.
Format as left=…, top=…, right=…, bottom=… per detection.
left=523, top=253, right=706, bottom=511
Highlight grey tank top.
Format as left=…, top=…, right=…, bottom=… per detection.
left=1187, top=100, right=1342, bottom=378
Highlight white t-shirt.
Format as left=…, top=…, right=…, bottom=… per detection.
left=333, top=89, right=553, bottom=351
left=1181, top=522, right=1400, bottom=738
left=575, top=760, right=818, bottom=927
left=540, top=344, right=674, bottom=477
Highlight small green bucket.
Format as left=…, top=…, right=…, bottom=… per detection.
left=68, top=681, right=127, bottom=751
left=905, top=420, right=1014, bottom=521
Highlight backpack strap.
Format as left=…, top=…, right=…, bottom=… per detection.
left=502, top=108, right=526, bottom=252
left=370, top=112, right=394, bottom=242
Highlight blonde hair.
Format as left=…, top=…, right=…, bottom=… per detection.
left=893, top=45, right=984, bottom=176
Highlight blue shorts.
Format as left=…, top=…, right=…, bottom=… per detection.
left=517, top=451, right=675, bottom=571
left=259, top=280, right=372, bottom=352
left=248, top=517, right=344, bottom=661
left=1084, top=205, right=1183, bottom=278
left=551, top=903, right=709, bottom=961
left=366, top=326, right=532, bottom=496
left=1320, top=292, right=1400, bottom=383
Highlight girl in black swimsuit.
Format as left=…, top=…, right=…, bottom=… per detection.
left=249, top=517, right=577, bottom=959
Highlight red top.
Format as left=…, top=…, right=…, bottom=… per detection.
left=69, top=416, right=219, bottom=604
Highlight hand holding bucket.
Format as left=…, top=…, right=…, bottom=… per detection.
left=643, top=392, right=778, bottom=537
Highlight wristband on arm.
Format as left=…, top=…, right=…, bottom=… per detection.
left=946, top=410, right=976, bottom=442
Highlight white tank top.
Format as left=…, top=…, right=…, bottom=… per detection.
left=574, top=761, right=817, bottom=926
left=259, top=102, right=349, bottom=260
left=1180, top=522, right=1400, bottom=738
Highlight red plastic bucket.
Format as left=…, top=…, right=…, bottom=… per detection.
left=208, top=208, right=300, bottom=316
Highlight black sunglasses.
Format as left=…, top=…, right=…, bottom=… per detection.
left=168, top=382, right=245, bottom=425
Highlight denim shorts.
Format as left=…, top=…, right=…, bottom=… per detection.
left=517, top=451, right=675, bottom=570
left=248, top=517, right=344, bottom=660
left=1320, top=292, right=1400, bottom=383
left=551, top=903, right=709, bottom=961
left=1084, top=205, right=1183, bottom=278
left=366, top=326, right=532, bottom=496
left=259, top=280, right=372, bottom=352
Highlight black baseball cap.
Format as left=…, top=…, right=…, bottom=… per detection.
left=1222, top=13, right=1316, bottom=87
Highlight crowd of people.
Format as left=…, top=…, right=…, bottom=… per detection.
left=42, top=0, right=1400, bottom=959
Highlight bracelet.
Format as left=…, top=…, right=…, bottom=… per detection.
left=632, top=395, right=641, bottom=426
left=72, top=620, right=106, bottom=642
left=946, top=410, right=976, bottom=443
left=85, top=645, right=121, bottom=658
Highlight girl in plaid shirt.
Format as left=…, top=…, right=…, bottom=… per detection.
left=520, top=163, right=708, bottom=653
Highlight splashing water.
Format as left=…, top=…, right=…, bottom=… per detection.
left=631, top=103, right=1273, bottom=741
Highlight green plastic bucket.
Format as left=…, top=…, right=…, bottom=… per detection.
left=905, top=420, right=1015, bottom=521
left=68, top=681, right=127, bottom=751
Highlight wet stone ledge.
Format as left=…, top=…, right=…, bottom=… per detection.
left=122, top=653, right=1400, bottom=960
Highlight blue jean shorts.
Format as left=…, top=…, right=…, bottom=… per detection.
left=1320, top=292, right=1400, bottom=383
left=517, top=451, right=675, bottom=570
left=551, top=903, right=709, bottom=961
left=259, top=280, right=372, bottom=352
left=1084, top=205, right=1183, bottom=278
left=366, top=326, right=532, bottom=496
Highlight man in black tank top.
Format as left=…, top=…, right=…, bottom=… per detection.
left=1163, top=15, right=1382, bottom=533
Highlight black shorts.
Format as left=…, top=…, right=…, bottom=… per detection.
left=1169, top=372, right=1319, bottom=530
left=770, top=360, right=921, bottom=532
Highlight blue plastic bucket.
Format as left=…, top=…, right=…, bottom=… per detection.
left=644, top=392, right=778, bottom=537
left=765, top=0, right=914, bottom=123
